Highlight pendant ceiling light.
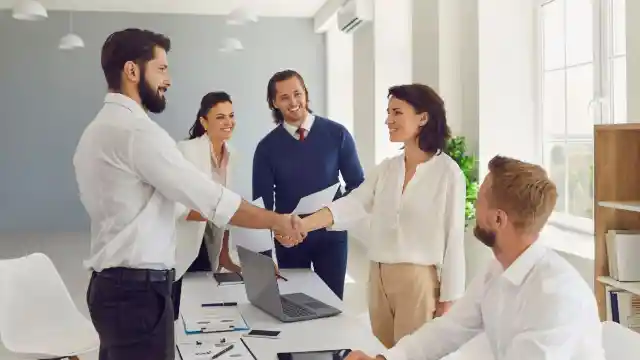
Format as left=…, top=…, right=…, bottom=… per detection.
left=59, top=12, right=84, bottom=50
left=226, top=6, right=258, bottom=25
left=12, top=0, right=48, bottom=21
left=59, top=33, right=85, bottom=50
left=219, top=38, right=244, bottom=53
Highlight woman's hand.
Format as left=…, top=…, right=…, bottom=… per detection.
left=273, top=214, right=306, bottom=247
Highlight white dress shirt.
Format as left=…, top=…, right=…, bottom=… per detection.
left=73, top=93, right=242, bottom=271
left=282, top=113, right=314, bottom=139
left=384, top=241, right=605, bottom=360
left=327, top=153, right=466, bottom=301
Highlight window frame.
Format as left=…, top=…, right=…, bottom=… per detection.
left=535, top=0, right=624, bottom=234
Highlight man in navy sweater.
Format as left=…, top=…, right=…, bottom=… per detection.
left=252, top=70, right=364, bottom=299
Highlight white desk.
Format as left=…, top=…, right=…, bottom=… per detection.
left=176, top=269, right=385, bottom=360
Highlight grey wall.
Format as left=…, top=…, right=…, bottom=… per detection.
left=0, top=10, right=326, bottom=233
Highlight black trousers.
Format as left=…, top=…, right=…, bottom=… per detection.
left=171, top=247, right=273, bottom=321
left=87, top=268, right=175, bottom=360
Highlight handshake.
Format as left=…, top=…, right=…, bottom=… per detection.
left=272, top=214, right=308, bottom=248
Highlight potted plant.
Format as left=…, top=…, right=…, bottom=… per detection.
left=445, top=136, right=493, bottom=287
left=444, top=136, right=479, bottom=228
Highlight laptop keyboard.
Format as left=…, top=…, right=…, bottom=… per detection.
left=281, top=297, right=315, bottom=317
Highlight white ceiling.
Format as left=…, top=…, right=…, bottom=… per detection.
left=0, top=0, right=329, bottom=17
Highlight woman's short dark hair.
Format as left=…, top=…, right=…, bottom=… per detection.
left=101, top=28, right=171, bottom=91
left=388, top=83, right=451, bottom=154
left=188, top=92, right=232, bottom=139
left=266, top=69, right=312, bottom=124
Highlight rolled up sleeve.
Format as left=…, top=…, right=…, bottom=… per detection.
left=327, top=162, right=383, bottom=231
left=212, top=188, right=242, bottom=227
left=130, top=126, right=241, bottom=228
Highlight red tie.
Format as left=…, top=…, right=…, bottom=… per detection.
left=297, top=127, right=305, bottom=141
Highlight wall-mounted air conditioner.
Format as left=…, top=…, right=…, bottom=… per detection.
left=337, top=0, right=373, bottom=34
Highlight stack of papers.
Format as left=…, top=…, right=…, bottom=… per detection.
left=177, top=334, right=255, bottom=360
left=181, top=305, right=249, bottom=334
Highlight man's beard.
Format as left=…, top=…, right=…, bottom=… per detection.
left=474, top=224, right=497, bottom=248
left=139, top=70, right=166, bottom=114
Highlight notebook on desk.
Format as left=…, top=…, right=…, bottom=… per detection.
left=214, top=272, right=244, bottom=286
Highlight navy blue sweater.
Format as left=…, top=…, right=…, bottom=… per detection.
left=252, top=116, right=364, bottom=222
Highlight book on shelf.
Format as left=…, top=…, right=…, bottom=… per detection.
left=606, top=230, right=640, bottom=282
left=606, top=286, right=640, bottom=333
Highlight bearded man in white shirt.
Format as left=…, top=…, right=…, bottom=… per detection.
left=73, top=28, right=305, bottom=360
left=345, top=155, right=605, bottom=360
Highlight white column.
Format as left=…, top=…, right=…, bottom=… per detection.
left=353, top=22, right=377, bottom=172
left=372, top=0, right=413, bottom=164
left=352, top=0, right=413, bottom=169
left=477, top=0, right=537, bottom=178
left=326, top=22, right=355, bottom=134
left=626, top=0, right=640, bottom=121
left=411, top=0, right=479, bottom=155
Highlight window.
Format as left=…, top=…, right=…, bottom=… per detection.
left=606, top=0, right=627, bottom=123
left=538, top=0, right=626, bottom=227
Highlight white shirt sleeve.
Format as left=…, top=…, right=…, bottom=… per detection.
left=502, top=275, right=598, bottom=360
left=326, top=162, right=383, bottom=231
left=129, top=126, right=241, bottom=228
left=383, top=272, right=485, bottom=360
left=439, top=168, right=467, bottom=301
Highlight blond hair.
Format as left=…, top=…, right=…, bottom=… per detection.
left=487, top=155, right=557, bottom=233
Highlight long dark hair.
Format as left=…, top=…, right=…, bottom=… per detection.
left=266, top=69, right=312, bottom=124
left=388, top=84, right=451, bottom=154
left=188, top=91, right=232, bottom=139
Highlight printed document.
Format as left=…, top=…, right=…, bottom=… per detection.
left=292, top=183, right=341, bottom=215
left=229, top=198, right=273, bottom=252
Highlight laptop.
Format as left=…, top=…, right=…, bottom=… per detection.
left=237, top=245, right=342, bottom=322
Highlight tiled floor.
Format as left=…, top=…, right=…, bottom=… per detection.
left=0, top=233, right=371, bottom=360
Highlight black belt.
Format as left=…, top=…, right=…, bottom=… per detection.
left=95, top=267, right=175, bottom=283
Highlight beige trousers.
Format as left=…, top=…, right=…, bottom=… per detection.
left=368, top=262, right=440, bottom=348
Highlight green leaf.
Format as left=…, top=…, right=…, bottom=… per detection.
left=444, top=136, right=480, bottom=227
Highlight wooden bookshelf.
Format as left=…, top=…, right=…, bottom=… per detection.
left=594, top=123, right=640, bottom=320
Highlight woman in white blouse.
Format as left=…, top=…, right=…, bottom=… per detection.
left=171, top=91, right=274, bottom=320
left=292, top=84, right=467, bottom=348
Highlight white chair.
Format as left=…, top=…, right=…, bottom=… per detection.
left=602, top=320, right=640, bottom=359
left=0, top=253, right=99, bottom=359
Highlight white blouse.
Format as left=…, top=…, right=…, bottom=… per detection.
left=327, top=152, right=467, bottom=301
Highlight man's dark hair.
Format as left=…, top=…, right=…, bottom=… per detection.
left=388, top=83, right=451, bottom=154
left=189, top=92, right=233, bottom=139
left=266, top=69, right=312, bottom=124
left=101, top=28, right=171, bottom=91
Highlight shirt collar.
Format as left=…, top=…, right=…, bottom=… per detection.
left=501, top=241, right=548, bottom=286
left=283, top=112, right=314, bottom=135
left=204, top=136, right=231, bottom=168
left=104, top=93, right=148, bottom=119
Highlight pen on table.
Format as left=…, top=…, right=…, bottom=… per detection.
left=202, top=302, right=238, bottom=307
left=276, top=273, right=288, bottom=281
left=211, top=344, right=234, bottom=359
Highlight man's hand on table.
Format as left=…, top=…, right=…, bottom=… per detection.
left=345, top=350, right=386, bottom=360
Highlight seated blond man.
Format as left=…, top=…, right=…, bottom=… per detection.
left=347, top=155, right=604, bottom=360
